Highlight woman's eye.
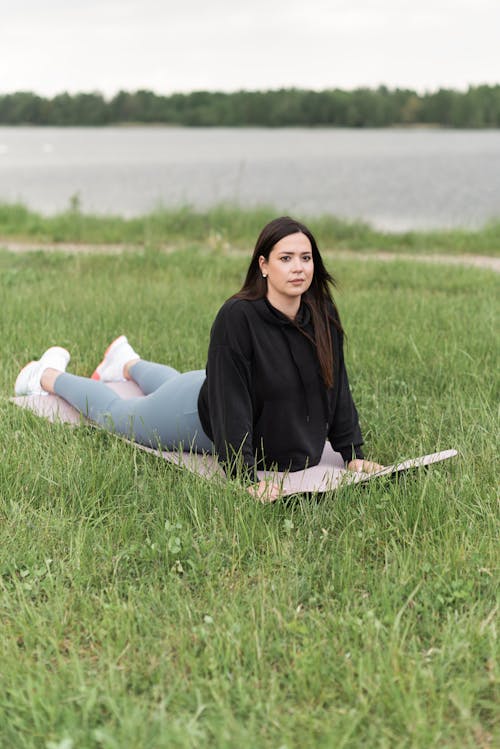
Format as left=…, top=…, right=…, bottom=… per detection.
left=280, top=256, right=291, bottom=262
left=302, top=255, right=312, bottom=262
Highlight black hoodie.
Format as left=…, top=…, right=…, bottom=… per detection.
left=197, top=297, right=363, bottom=478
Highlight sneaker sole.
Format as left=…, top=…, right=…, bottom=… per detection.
left=14, top=360, right=39, bottom=395
left=91, top=335, right=127, bottom=380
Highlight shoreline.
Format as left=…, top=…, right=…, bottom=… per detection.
left=1, top=203, right=499, bottom=257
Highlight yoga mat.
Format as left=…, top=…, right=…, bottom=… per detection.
left=11, top=381, right=458, bottom=496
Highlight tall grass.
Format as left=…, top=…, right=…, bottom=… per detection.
left=1, top=200, right=500, bottom=255
left=0, top=246, right=498, bottom=748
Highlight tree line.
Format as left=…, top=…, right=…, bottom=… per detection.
left=1, top=85, right=499, bottom=127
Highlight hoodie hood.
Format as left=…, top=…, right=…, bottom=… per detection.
left=254, top=297, right=312, bottom=329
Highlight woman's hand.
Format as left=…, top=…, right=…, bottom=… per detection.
left=247, top=480, right=282, bottom=502
left=346, top=459, right=385, bottom=474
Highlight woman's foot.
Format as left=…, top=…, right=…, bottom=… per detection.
left=91, top=335, right=140, bottom=382
left=15, top=347, right=70, bottom=396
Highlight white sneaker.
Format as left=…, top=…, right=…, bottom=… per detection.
left=15, top=346, right=70, bottom=396
left=91, top=335, right=140, bottom=382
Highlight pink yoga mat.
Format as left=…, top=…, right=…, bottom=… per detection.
left=11, top=381, right=458, bottom=496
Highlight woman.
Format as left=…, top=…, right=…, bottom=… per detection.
left=15, top=216, right=382, bottom=501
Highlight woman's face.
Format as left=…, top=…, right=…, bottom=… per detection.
left=259, top=232, right=314, bottom=307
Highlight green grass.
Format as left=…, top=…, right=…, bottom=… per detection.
left=1, top=200, right=500, bottom=255
left=0, top=246, right=498, bottom=748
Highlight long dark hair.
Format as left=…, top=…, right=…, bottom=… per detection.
left=234, top=216, right=342, bottom=388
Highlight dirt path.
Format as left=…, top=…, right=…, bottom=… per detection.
left=333, top=250, right=500, bottom=273
left=1, top=239, right=499, bottom=272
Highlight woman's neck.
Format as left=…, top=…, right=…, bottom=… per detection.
left=266, top=291, right=301, bottom=320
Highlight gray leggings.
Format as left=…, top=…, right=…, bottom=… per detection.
left=54, top=360, right=213, bottom=452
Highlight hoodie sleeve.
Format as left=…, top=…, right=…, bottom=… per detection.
left=205, top=303, right=257, bottom=481
left=328, top=332, right=364, bottom=463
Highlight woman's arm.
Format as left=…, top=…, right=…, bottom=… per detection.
left=207, top=343, right=257, bottom=479
left=203, top=302, right=261, bottom=481
left=327, top=332, right=364, bottom=462
left=209, top=351, right=284, bottom=498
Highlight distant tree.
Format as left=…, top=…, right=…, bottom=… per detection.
left=73, top=92, right=108, bottom=125
left=1, top=85, right=499, bottom=127
left=401, top=93, right=422, bottom=124
left=49, top=93, right=77, bottom=125
left=0, top=91, right=45, bottom=124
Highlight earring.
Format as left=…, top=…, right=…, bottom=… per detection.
left=262, top=273, right=267, bottom=279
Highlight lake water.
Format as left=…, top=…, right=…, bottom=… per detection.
left=1, top=126, right=499, bottom=231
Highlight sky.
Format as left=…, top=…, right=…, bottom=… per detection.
left=1, top=0, right=499, bottom=97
